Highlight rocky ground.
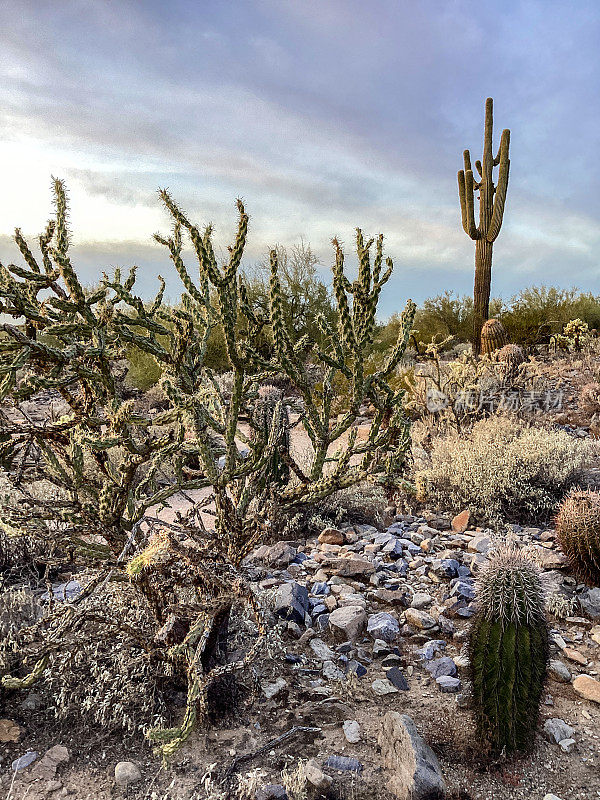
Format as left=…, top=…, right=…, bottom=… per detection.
left=2, top=508, right=600, bottom=800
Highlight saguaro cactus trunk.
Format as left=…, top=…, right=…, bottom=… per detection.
left=458, top=98, right=510, bottom=355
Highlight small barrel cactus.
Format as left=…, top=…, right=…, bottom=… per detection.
left=496, top=343, right=525, bottom=382
left=469, top=547, right=548, bottom=755
left=480, top=319, right=509, bottom=356
left=555, top=490, right=600, bottom=584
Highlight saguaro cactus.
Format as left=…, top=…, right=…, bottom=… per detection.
left=469, top=548, right=548, bottom=755
left=458, top=98, right=510, bottom=355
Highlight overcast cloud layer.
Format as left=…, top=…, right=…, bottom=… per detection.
left=0, top=0, right=598, bottom=315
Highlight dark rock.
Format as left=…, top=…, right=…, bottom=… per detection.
left=256, top=785, right=288, bottom=800
left=324, top=755, right=363, bottom=772
left=379, top=713, right=446, bottom=799
left=385, top=667, right=409, bottom=690
left=426, top=657, right=457, bottom=679
left=274, top=582, right=309, bottom=625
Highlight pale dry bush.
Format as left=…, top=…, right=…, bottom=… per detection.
left=401, top=340, right=549, bottom=434
left=416, top=415, right=596, bottom=527
left=30, top=581, right=167, bottom=735
left=0, top=581, right=42, bottom=673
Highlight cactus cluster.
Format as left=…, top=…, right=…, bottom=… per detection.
left=563, top=318, right=590, bottom=351
left=458, top=98, right=510, bottom=355
left=480, top=318, right=509, bottom=355
left=555, top=490, right=600, bottom=584
left=0, top=180, right=416, bottom=755
left=469, top=547, right=549, bottom=755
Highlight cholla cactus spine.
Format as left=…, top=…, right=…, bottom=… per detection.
left=469, top=547, right=548, bottom=754
left=555, top=490, right=600, bottom=584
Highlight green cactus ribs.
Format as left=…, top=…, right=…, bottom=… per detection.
left=458, top=98, right=510, bottom=355
left=469, top=547, right=549, bottom=755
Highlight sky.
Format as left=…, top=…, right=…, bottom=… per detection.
left=0, top=0, right=598, bottom=316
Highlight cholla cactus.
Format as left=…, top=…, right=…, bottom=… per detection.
left=250, top=384, right=290, bottom=488
left=0, top=180, right=415, bottom=756
left=555, top=490, right=600, bottom=584
left=563, top=318, right=589, bottom=351
left=469, top=547, right=548, bottom=755
left=480, top=318, right=509, bottom=355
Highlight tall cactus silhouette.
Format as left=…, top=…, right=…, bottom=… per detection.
left=458, top=98, right=510, bottom=355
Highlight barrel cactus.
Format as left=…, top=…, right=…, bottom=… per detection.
left=496, top=343, right=525, bottom=383
left=555, top=490, right=600, bottom=584
left=469, top=547, right=548, bottom=754
left=480, top=318, right=509, bottom=355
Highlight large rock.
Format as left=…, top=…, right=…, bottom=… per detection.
left=325, top=557, right=375, bottom=579
left=579, top=587, right=600, bottom=619
left=305, top=759, right=332, bottom=791
left=273, top=582, right=309, bottom=625
left=573, top=675, right=600, bottom=704
left=251, top=541, right=297, bottom=568
left=451, top=510, right=470, bottom=532
left=318, top=528, right=345, bottom=545
left=114, top=761, right=142, bottom=789
left=379, top=713, right=446, bottom=800
left=543, top=718, right=574, bottom=745
left=367, top=612, right=399, bottom=642
left=404, top=608, right=436, bottom=630
left=329, top=605, right=367, bottom=641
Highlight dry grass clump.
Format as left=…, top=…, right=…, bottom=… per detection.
left=416, top=415, right=594, bottom=526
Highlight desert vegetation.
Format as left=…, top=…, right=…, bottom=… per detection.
left=1, top=103, right=599, bottom=800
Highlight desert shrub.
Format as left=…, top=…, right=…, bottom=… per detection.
left=500, top=287, right=600, bottom=346
left=33, top=582, right=167, bottom=735
left=416, top=415, right=594, bottom=526
left=126, top=342, right=164, bottom=391
left=0, top=582, right=42, bottom=674
left=405, top=291, right=503, bottom=348
left=580, top=382, right=600, bottom=417
left=401, top=338, right=549, bottom=433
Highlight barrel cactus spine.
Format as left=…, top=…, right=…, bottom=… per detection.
left=469, top=547, right=549, bottom=755
left=555, top=490, right=600, bottom=585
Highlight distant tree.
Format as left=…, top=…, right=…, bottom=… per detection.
left=246, top=241, right=337, bottom=349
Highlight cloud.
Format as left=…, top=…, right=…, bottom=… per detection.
left=0, top=0, right=598, bottom=313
